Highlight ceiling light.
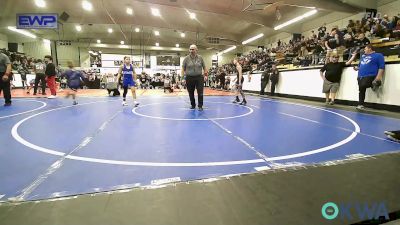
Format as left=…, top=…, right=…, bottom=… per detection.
left=180, top=33, right=185, bottom=38
left=7, top=26, right=37, bottom=38
left=218, top=46, right=236, bottom=56
left=176, top=44, right=179, bottom=48
left=189, top=12, right=196, bottom=20
left=120, top=41, right=124, bottom=45
left=154, top=30, right=160, bottom=36
left=155, top=42, right=159, bottom=46
left=274, top=9, right=318, bottom=30
left=135, top=28, right=140, bottom=32
left=75, top=25, right=82, bottom=31
left=34, top=0, right=46, bottom=8
left=242, top=33, right=264, bottom=45
left=126, top=7, right=133, bottom=15
left=82, top=1, right=93, bottom=11
left=97, top=40, right=101, bottom=43
left=108, top=28, right=113, bottom=33
left=151, top=8, right=160, bottom=17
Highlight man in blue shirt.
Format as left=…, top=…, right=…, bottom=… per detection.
left=354, top=44, right=385, bottom=110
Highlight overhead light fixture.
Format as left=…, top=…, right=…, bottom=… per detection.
left=180, top=33, right=185, bottom=38
left=97, top=39, right=101, bottom=43
left=242, top=33, right=264, bottom=45
left=151, top=8, right=160, bottom=17
left=7, top=26, right=37, bottom=38
left=82, top=0, right=93, bottom=11
left=154, top=30, right=160, bottom=36
left=274, top=9, right=317, bottom=30
left=34, top=0, right=46, bottom=8
left=155, top=42, right=159, bottom=46
left=189, top=12, right=196, bottom=20
left=126, top=7, right=133, bottom=15
left=43, top=39, right=50, bottom=44
left=176, top=44, right=180, bottom=48
left=75, top=25, right=82, bottom=31
left=120, top=41, right=124, bottom=45
left=218, top=46, right=236, bottom=56
left=135, top=28, right=140, bottom=32
left=108, top=28, right=113, bottom=33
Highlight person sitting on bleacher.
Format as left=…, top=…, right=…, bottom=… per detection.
left=163, top=76, right=173, bottom=93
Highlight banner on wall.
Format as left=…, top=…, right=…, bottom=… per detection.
left=156, top=56, right=180, bottom=66
left=17, top=13, right=58, bottom=29
left=114, top=60, right=143, bottom=67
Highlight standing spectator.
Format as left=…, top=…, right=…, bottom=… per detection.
left=320, top=52, right=357, bottom=105
left=318, top=23, right=327, bottom=40
left=269, top=64, right=280, bottom=96
left=0, top=52, right=12, bottom=106
left=18, top=58, right=29, bottom=90
left=354, top=44, right=385, bottom=110
left=312, top=40, right=325, bottom=65
left=260, top=69, right=270, bottom=95
left=218, top=69, right=226, bottom=90
left=33, top=59, right=46, bottom=95
left=325, top=28, right=340, bottom=63
left=44, top=55, right=57, bottom=98
left=181, top=44, right=207, bottom=111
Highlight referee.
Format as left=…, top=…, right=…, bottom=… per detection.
left=181, top=44, right=208, bottom=111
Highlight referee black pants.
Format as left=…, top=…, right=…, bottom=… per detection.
left=186, top=75, right=204, bottom=107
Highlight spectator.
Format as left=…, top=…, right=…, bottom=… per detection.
left=260, top=69, right=269, bottom=95
left=312, top=40, right=325, bottom=65
left=33, top=59, right=46, bottom=95
left=320, top=52, right=357, bottom=105
left=164, top=76, right=173, bottom=93
left=44, top=55, right=57, bottom=98
left=325, top=28, right=340, bottom=63
left=354, top=44, right=385, bottom=110
left=0, top=51, right=12, bottom=106
left=18, top=58, right=29, bottom=90
left=393, top=20, right=400, bottom=38
left=318, top=23, right=327, bottom=40
left=269, top=64, right=279, bottom=96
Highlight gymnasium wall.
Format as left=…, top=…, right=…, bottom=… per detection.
left=230, top=64, right=400, bottom=106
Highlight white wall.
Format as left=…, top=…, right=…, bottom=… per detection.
left=236, top=64, right=400, bottom=106
left=22, top=41, right=51, bottom=59
left=377, top=0, right=400, bottom=16
left=0, top=33, right=8, bottom=50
